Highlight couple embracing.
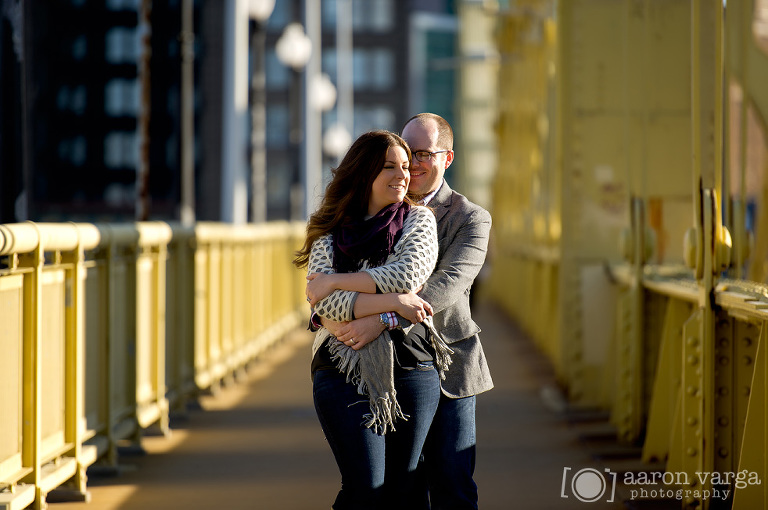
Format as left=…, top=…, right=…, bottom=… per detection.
left=293, top=113, right=493, bottom=510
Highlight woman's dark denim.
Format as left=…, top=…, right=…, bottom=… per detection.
left=313, top=363, right=440, bottom=510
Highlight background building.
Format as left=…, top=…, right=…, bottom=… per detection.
left=0, top=0, right=483, bottom=225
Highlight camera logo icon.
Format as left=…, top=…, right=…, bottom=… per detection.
left=561, top=467, right=617, bottom=503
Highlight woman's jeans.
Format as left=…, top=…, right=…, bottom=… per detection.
left=313, top=363, right=440, bottom=510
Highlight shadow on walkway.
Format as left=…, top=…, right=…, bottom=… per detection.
left=53, top=300, right=633, bottom=509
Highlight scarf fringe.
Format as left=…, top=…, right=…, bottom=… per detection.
left=324, top=317, right=453, bottom=436
left=424, top=317, right=454, bottom=380
left=327, top=340, right=405, bottom=434
left=363, top=394, right=408, bottom=435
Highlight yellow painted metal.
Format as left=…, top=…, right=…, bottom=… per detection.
left=642, top=297, right=694, bottom=463
left=733, top=321, right=768, bottom=508
left=680, top=308, right=707, bottom=505
left=490, top=0, right=693, bottom=409
left=133, top=222, right=171, bottom=433
left=488, top=0, right=565, bottom=391
left=192, top=221, right=306, bottom=392
left=486, top=0, right=768, bottom=507
left=165, top=225, right=196, bottom=412
left=725, top=0, right=768, bottom=285
left=0, top=219, right=307, bottom=509
left=0, top=224, right=94, bottom=509
left=455, top=0, right=497, bottom=212
left=0, top=273, right=24, bottom=482
left=680, top=3, right=725, bottom=507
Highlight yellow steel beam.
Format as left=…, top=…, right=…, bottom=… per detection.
left=732, top=321, right=768, bottom=508
left=18, top=230, right=44, bottom=509
left=642, top=297, right=693, bottom=463
left=684, top=2, right=728, bottom=508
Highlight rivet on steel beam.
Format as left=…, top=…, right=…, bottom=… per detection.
left=687, top=385, right=698, bottom=396
left=744, top=356, right=753, bottom=366
left=687, top=447, right=698, bottom=457
left=718, top=356, right=729, bottom=366
left=743, top=338, right=752, bottom=348
left=687, top=355, right=699, bottom=366
left=718, top=338, right=730, bottom=348
left=687, top=416, right=698, bottom=426
left=718, top=416, right=730, bottom=427
left=718, top=448, right=729, bottom=458
left=686, top=336, right=699, bottom=347
left=718, top=386, right=729, bottom=397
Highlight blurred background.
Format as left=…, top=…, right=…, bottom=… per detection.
left=4, top=1, right=768, bottom=508
left=0, top=0, right=497, bottom=225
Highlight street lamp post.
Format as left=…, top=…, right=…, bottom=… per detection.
left=180, top=0, right=195, bottom=226
left=302, top=0, right=322, bottom=219
left=248, top=0, right=275, bottom=223
left=322, top=0, right=353, bottom=167
left=276, top=22, right=311, bottom=221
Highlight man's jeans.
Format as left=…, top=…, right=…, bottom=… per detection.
left=313, top=363, right=440, bottom=510
left=424, top=394, right=478, bottom=509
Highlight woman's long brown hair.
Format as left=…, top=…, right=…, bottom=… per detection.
left=293, top=130, right=413, bottom=268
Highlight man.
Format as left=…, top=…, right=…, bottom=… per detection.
left=318, top=113, right=493, bottom=508
left=399, top=113, right=493, bottom=509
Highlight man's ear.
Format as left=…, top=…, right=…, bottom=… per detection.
left=445, top=150, right=455, bottom=169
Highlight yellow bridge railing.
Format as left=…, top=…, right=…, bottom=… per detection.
left=0, top=220, right=307, bottom=510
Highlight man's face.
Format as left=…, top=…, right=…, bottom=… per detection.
left=401, top=120, right=453, bottom=197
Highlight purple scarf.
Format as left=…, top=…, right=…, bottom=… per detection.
left=333, top=202, right=410, bottom=274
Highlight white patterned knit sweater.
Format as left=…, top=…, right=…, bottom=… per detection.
left=308, top=205, right=439, bottom=324
left=308, top=205, right=447, bottom=434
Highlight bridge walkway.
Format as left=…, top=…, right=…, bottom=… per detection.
left=51, top=300, right=657, bottom=510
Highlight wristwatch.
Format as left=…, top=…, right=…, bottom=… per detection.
left=379, top=312, right=390, bottom=329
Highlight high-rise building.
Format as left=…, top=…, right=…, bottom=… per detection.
left=0, top=0, right=461, bottom=223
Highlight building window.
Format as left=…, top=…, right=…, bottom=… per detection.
left=266, top=50, right=291, bottom=89
left=56, top=85, right=87, bottom=115
left=353, top=0, right=392, bottom=32
left=353, top=48, right=394, bottom=90
left=106, top=0, right=140, bottom=11
left=58, top=136, right=87, bottom=167
left=354, top=106, right=395, bottom=133
left=105, top=78, right=139, bottom=116
left=266, top=104, right=290, bottom=146
left=104, top=132, right=138, bottom=169
left=105, top=27, right=140, bottom=64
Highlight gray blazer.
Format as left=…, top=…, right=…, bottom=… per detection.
left=418, top=181, right=494, bottom=398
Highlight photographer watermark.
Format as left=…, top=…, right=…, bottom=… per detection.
left=560, top=467, right=617, bottom=503
left=561, top=467, right=762, bottom=504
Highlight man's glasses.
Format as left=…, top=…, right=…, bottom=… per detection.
left=412, top=150, right=450, bottom=162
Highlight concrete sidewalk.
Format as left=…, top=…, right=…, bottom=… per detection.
left=52, top=300, right=630, bottom=509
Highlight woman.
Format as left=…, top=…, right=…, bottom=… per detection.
left=293, top=130, right=451, bottom=509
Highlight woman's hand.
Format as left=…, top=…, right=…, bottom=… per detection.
left=306, top=273, right=337, bottom=306
left=333, top=315, right=385, bottom=351
left=395, top=292, right=433, bottom=323
left=321, top=317, right=349, bottom=338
